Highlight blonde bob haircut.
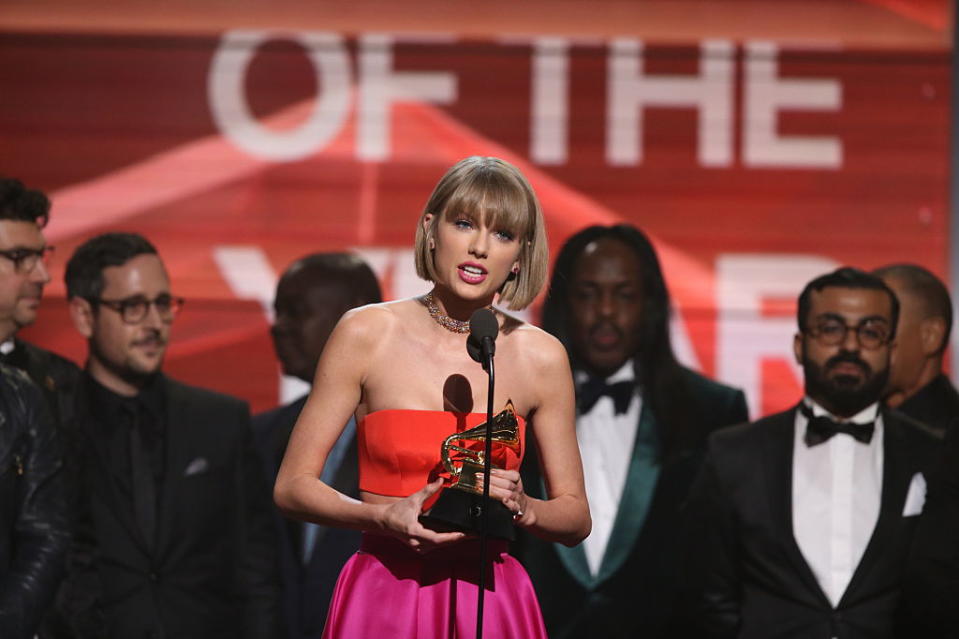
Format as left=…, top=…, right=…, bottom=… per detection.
left=414, top=156, right=548, bottom=310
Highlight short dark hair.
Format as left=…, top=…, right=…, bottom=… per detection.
left=0, top=177, right=50, bottom=228
left=542, top=224, right=692, bottom=460
left=873, top=263, right=953, bottom=353
left=281, top=252, right=382, bottom=307
left=797, top=267, right=900, bottom=339
left=65, top=232, right=159, bottom=301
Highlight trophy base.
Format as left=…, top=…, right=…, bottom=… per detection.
left=419, top=488, right=516, bottom=541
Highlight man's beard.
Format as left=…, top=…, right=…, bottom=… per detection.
left=803, top=348, right=889, bottom=417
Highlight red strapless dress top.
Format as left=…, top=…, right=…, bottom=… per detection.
left=357, top=409, right=527, bottom=508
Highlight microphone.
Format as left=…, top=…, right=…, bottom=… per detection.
left=466, top=306, right=498, bottom=639
left=467, top=308, right=497, bottom=364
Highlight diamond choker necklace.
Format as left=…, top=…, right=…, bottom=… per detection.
left=423, top=292, right=491, bottom=334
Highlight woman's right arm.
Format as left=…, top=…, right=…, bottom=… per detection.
left=273, top=307, right=464, bottom=549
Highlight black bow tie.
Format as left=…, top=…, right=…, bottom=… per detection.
left=800, top=403, right=875, bottom=447
left=578, top=376, right=634, bottom=415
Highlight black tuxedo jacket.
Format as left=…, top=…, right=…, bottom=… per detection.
left=904, top=425, right=959, bottom=637
left=897, top=374, right=959, bottom=433
left=47, top=375, right=280, bottom=639
left=684, top=406, right=942, bottom=639
left=252, top=396, right=361, bottom=639
left=517, top=367, right=748, bottom=639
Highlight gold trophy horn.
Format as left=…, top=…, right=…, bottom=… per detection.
left=419, top=401, right=521, bottom=540
left=440, top=401, right=521, bottom=494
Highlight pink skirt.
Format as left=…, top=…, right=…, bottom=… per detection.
left=322, top=533, right=548, bottom=639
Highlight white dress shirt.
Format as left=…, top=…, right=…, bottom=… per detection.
left=792, top=398, right=883, bottom=608
left=575, top=361, right=641, bottom=576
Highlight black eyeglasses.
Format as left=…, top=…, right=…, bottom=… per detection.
left=805, top=318, right=891, bottom=350
left=0, top=246, right=54, bottom=273
left=93, top=294, right=185, bottom=324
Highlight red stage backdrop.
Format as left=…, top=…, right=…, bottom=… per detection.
left=2, top=26, right=950, bottom=417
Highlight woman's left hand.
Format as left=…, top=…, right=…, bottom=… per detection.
left=477, top=468, right=535, bottom=527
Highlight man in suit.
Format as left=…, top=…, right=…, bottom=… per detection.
left=0, top=177, right=81, bottom=430
left=46, top=232, right=279, bottom=639
left=685, top=267, right=942, bottom=639
left=253, top=252, right=381, bottom=639
left=518, top=224, right=749, bottom=639
left=904, top=426, right=959, bottom=637
left=874, top=263, right=959, bottom=433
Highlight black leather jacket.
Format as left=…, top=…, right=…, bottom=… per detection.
left=0, top=363, right=69, bottom=639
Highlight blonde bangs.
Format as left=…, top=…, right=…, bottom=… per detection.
left=440, top=169, right=533, bottom=241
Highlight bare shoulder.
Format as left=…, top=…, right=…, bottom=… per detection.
left=339, top=301, right=391, bottom=330
left=332, top=300, right=401, bottom=346
left=335, top=297, right=428, bottom=344
left=499, top=314, right=574, bottom=426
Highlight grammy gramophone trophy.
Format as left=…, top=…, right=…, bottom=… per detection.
left=419, top=401, right=521, bottom=541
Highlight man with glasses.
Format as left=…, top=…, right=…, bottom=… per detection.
left=0, top=177, right=71, bottom=637
left=683, top=267, right=941, bottom=639
left=43, top=232, right=279, bottom=639
left=0, top=177, right=81, bottom=430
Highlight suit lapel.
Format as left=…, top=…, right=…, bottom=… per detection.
left=594, top=403, right=660, bottom=585
left=762, top=407, right=831, bottom=607
left=549, top=402, right=662, bottom=590
left=840, top=411, right=912, bottom=604
left=551, top=530, right=593, bottom=589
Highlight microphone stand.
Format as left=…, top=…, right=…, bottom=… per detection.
left=476, top=338, right=494, bottom=639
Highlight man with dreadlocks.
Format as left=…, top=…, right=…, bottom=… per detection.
left=516, top=224, right=748, bottom=639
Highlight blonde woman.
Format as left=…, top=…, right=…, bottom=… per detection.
left=275, top=156, right=590, bottom=637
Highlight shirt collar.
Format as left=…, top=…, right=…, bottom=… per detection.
left=575, top=359, right=636, bottom=386
left=0, top=339, right=14, bottom=356
left=84, top=371, right=166, bottom=425
left=802, top=396, right=880, bottom=425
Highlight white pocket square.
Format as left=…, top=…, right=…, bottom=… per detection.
left=902, top=472, right=927, bottom=517
left=183, top=457, right=209, bottom=477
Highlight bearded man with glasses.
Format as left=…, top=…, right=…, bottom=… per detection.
left=40, top=232, right=280, bottom=639
left=682, top=267, right=942, bottom=639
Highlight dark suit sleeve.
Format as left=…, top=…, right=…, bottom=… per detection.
left=0, top=385, right=69, bottom=639
left=682, top=446, right=741, bottom=639
left=231, top=404, right=282, bottom=639
left=904, top=428, right=959, bottom=637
